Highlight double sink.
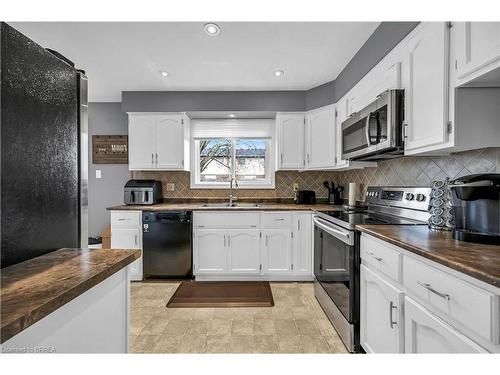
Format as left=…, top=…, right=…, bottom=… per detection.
left=200, top=202, right=260, bottom=208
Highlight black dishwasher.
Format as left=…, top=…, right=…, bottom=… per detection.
left=142, top=211, right=192, bottom=279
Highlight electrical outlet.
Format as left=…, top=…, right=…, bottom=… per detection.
left=95, top=170, right=102, bottom=179
left=166, top=183, right=175, bottom=192
left=293, top=183, right=299, bottom=191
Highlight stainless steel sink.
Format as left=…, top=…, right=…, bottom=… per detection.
left=200, top=202, right=260, bottom=208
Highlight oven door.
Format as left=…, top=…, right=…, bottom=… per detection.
left=313, top=216, right=355, bottom=322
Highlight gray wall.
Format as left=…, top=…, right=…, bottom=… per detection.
left=88, top=103, right=130, bottom=237
left=122, top=91, right=305, bottom=113
left=305, top=22, right=419, bottom=110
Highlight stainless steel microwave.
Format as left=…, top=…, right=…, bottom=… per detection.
left=341, top=89, right=404, bottom=161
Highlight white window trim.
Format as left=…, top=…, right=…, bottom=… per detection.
left=190, top=137, right=275, bottom=189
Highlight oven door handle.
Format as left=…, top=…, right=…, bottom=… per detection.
left=313, top=216, right=352, bottom=245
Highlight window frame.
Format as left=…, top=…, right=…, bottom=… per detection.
left=190, top=136, right=275, bottom=189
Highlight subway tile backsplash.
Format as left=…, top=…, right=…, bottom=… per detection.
left=132, top=147, right=499, bottom=201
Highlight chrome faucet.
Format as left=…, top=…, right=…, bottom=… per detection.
left=229, top=176, right=239, bottom=206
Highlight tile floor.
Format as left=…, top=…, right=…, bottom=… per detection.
left=130, top=281, right=348, bottom=354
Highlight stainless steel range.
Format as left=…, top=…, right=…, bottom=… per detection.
left=312, top=186, right=431, bottom=352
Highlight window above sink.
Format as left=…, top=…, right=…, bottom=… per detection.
left=190, top=119, right=275, bottom=189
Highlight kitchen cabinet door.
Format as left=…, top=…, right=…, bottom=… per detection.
left=128, top=115, right=156, bottom=170
left=402, top=23, right=451, bottom=154
left=292, top=213, right=312, bottom=275
left=305, top=106, right=336, bottom=169
left=261, top=229, right=292, bottom=274
left=194, top=230, right=227, bottom=274
left=405, top=297, right=487, bottom=353
left=276, top=113, right=305, bottom=170
left=360, top=265, right=404, bottom=353
left=454, top=22, right=500, bottom=86
left=155, top=115, right=186, bottom=170
left=227, top=230, right=261, bottom=274
left=111, top=228, right=142, bottom=281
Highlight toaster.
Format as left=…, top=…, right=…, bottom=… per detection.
left=124, top=179, right=162, bottom=205
left=296, top=190, right=316, bottom=205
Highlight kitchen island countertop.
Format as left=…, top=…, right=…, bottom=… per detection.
left=0, top=248, right=140, bottom=343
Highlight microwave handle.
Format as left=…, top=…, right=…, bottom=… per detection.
left=365, top=113, right=372, bottom=146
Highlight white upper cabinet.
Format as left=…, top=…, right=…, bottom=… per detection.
left=276, top=113, right=305, bottom=170
left=454, top=22, right=500, bottom=87
left=305, top=105, right=336, bottom=169
left=346, top=62, right=401, bottom=117
left=128, top=113, right=190, bottom=171
left=128, top=115, right=156, bottom=170
left=401, top=22, right=451, bottom=154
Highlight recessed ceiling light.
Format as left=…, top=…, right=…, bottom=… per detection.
left=204, top=23, right=220, bottom=36
left=228, top=114, right=235, bottom=118
left=159, top=70, right=169, bottom=77
left=274, top=70, right=284, bottom=77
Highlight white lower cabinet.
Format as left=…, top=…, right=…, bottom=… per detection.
left=193, top=211, right=313, bottom=280
left=194, top=230, right=227, bottom=274
left=292, top=212, right=312, bottom=275
left=227, top=229, right=261, bottom=273
left=360, top=265, right=404, bottom=353
left=360, top=233, right=499, bottom=353
left=110, top=210, right=143, bottom=281
left=405, top=297, right=487, bottom=353
left=261, top=229, right=292, bottom=274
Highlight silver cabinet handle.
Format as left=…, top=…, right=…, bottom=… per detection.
left=117, top=218, right=130, bottom=221
left=367, top=251, right=383, bottom=262
left=265, top=234, right=268, bottom=247
left=151, top=153, right=154, bottom=164
left=389, top=301, right=397, bottom=329
left=223, top=234, right=226, bottom=247
left=307, top=154, right=310, bottom=164
left=280, top=153, right=283, bottom=164
left=275, top=218, right=285, bottom=221
left=228, top=235, right=231, bottom=247
left=417, top=281, right=451, bottom=300
left=155, top=153, right=158, bottom=164
left=298, top=220, right=300, bottom=231
left=134, top=234, right=138, bottom=246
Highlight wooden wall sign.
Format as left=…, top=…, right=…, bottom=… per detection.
left=92, top=135, right=128, bottom=164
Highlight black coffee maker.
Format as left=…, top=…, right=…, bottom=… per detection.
left=449, top=173, right=500, bottom=245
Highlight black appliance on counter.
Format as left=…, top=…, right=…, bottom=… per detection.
left=1, top=23, right=88, bottom=268
left=296, top=190, right=316, bottom=204
left=313, top=186, right=431, bottom=352
left=449, top=173, right=500, bottom=245
left=142, top=211, right=192, bottom=278
left=124, top=179, right=162, bottom=205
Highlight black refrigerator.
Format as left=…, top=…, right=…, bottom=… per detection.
left=0, top=22, right=88, bottom=268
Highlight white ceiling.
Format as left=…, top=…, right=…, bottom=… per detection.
left=11, top=22, right=379, bottom=102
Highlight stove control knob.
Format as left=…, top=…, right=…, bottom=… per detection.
left=405, top=193, right=415, bottom=201
left=416, top=193, right=426, bottom=202
left=373, top=191, right=379, bottom=197
left=366, top=191, right=370, bottom=196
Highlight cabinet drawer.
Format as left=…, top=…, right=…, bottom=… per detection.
left=403, top=256, right=496, bottom=343
left=194, top=212, right=260, bottom=228
left=111, top=211, right=142, bottom=229
left=360, top=235, right=401, bottom=282
left=262, top=212, right=292, bottom=228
